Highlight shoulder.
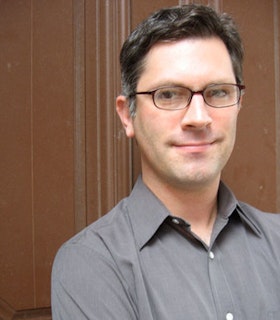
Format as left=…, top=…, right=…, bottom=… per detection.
left=238, top=201, right=280, bottom=237
left=53, top=196, right=137, bottom=272
left=51, top=197, right=139, bottom=316
left=51, top=199, right=139, bottom=319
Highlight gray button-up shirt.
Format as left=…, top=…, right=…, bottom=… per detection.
left=52, top=176, right=280, bottom=320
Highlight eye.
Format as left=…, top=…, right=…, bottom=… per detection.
left=208, top=88, right=228, bottom=98
left=205, top=85, right=233, bottom=99
left=152, top=87, right=191, bottom=109
left=156, top=88, right=180, bottom=100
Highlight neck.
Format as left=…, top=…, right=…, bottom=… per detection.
left=142, top=174, right=220, bottom=246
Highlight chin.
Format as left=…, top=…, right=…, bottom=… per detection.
left=169, top=173, right=219, bottom=190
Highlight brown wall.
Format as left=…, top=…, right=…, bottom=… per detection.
left=0, top=0, right=279, bottom=318
left=222, top=0, right=280, bottom=212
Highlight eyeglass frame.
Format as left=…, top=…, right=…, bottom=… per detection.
left=131, top=83, right=245, bottom=110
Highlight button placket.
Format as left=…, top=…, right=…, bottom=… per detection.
left=208, top=246, right=235, bottom=319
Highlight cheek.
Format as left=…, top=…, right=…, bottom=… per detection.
left=230, top=112, right=239, bottom=134
left=223, top=114, right=239, bottom=148
left=133, top=112, right=170, bottom=153
left=215, top=109, right=239, bottom=131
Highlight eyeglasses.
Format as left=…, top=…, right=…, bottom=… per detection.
left=133, top=83, right=245, bottom=110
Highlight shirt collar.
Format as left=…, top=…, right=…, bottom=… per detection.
left=218, top=181, right=261, bottom=237
left=127, top=176, right=170, bottom=250
left=126, top=176, right=261, bottom=250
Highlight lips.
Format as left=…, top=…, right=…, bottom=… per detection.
left=176, top=141, right=212, bottom=147
left=171, top=140, right=216, bottom=153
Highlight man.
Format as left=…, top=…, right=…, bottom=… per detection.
left=52, top=4, right=280, bottom=319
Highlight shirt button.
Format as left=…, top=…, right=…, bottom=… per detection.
left=226, top=312, right=234, bottom=320
left=172, top=218, right=180, bottom=225
left=209, top=251, right=215, bottom=259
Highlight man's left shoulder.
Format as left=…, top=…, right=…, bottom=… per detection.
left=239, top=201, right=280, bottom=234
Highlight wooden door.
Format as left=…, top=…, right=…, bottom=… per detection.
left=0, top=0, right=279, bottom=318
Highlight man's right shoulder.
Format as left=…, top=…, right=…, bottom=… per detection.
left=51, top=198, right=140, bottom=319
left=56, top=196, right=134, bottom=261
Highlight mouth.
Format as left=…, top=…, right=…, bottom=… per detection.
left=172, top=141, right=215, bottom=153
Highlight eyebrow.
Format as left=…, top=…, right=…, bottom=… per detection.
left=141, top=79, right=237, bottom=91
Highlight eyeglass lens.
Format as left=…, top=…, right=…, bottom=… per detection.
left=153, top=84, right=241, bottom=109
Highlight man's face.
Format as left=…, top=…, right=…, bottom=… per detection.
left=118, top=37, right=241, bottom=191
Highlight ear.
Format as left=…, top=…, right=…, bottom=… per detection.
left=116, top=95, right=135, bottom=138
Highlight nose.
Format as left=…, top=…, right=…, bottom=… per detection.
left=181, top=93, right=212, bottom=129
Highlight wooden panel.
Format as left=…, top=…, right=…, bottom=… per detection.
left=0, top=0, right=34, bottom=311
left=0, top=300, right=51, bottom=320
left=0, top=0, right=75, bottom=318
left=273, top=0, right=280, bottom=211
left=131, top=0, right=176, bottom=27
left=73, top=0, right=87, bottom=233
left=85, top=0, right=132, bottom=224
left=222, top=0, right=279, bottom=212
left=32, top=0, right=75, bottom=307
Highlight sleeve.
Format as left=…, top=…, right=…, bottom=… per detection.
left=51, top=243, right=138, bottom=320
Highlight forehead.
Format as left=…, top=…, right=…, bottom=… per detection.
left=138, top=37, right=235, bottom=89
